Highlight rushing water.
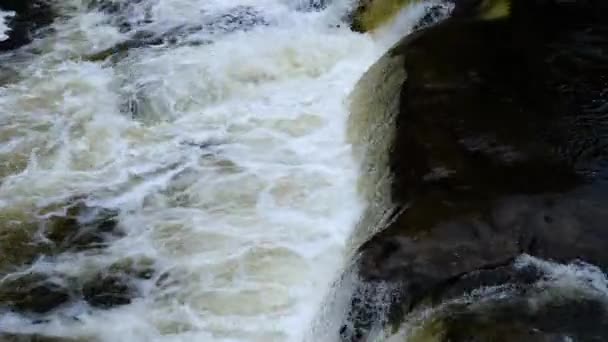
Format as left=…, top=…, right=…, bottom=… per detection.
left=0, top=10, right=13, bottom=42
left=0, top=1, right=435, bottom=341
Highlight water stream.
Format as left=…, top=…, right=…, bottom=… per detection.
left=0, top=1, right=432, bottom=341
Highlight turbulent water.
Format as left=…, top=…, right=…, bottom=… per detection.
left=0, top=10, right=13, bottom=42
left=0, top=1, right=434, bottom=341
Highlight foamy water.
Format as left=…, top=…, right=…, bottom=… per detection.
left=3, top=1, right=605, bottom=341
left=0, top=0, right=429, bottom=341
left=385, top=255, right=608, bottom=341
left=0, top=10, right=13, bottom=42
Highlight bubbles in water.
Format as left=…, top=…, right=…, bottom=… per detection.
left=0, top=0, right=391, bottom=341
left=0, top=10, right=14, bottom=41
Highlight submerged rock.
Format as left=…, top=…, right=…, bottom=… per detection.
left=0, top=199, right=158, bottom=315
left=0, top=212, right=48, bottom=274
left=342, top=0, right=608, bottom=339
left=82, top=272, right=135, bottom=309
left=0, top=334, right=80, bottom=342
left=0, top=0, right=54, bottom=51
left=0, top=255, right=155, bottom=315
left=85, top=6, right=269, bottom=62
left=0, top=199, right=122, bottom=274
left=82, top=258, right=154, bottom=309
left=0, top=273, right=71, bottom=314
left=44, top=201, right=122, bottom=251
left=107, top=257, right=156, bottom=280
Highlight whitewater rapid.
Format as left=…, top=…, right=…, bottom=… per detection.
left=0, top=10, right=13, bottom=42
left=0, top=0, right=432, bottom=341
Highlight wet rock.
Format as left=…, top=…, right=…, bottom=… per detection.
left=349, top=0, right=425, bottom=33
left=107, top=257, right=156, bottom=280
left=409, top=296, right=608, bottom=342
left=0, top=334, right=79, bottom=342
left=0, top=0, right=54, bottom=51
left=0, top=273, right=71, bottom=314
left=44, top=201, right=122, bottom=251
left=341, top=0, right=608, bottom=339
left=0, top=212, right=48, bottom=274
left=0, top=200, right=121, bottom=274
left=411, top=4, right=451, bottom=31
left=82, top=269, right=138, bottom=309
left=426, top=262, right=543, bottom=306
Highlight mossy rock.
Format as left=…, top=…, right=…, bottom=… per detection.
left=351, top=0, right=407, bottom=32
left=0, top=200, right=122, bottom=274
left=0, top=210, right=51, bottom=274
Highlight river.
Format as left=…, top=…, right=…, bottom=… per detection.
left=0, top=0, right=432, bottom=341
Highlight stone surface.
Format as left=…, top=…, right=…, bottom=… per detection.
left=0, top=273, right=71, bottom=314
left=0, top=334, right=82, bottom=342
left=44, top=201, right=121, bottom=252
left=0, top=200, right=121, bottom=275
left=341, top=0, right=608, bottom=340
left=82, top=270, right=137, bottom=309
left=409, top=297, right=608, bottom=342
left=0, top=0, right=54, bottom=51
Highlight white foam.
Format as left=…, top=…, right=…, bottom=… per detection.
left=0, top=0, right=401, bottom=341
left=0, top=10, right=14, bottom=42
left=515, top=254, right=608, bottom=299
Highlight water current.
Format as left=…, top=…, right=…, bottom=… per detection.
left=0, top=1, right=434, bottom=341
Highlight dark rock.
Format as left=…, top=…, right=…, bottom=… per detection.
left=0, top=334, right=79, bottom=342
left=427, top=262, right=542, bottom=305
left=44, top=201, right=122, bottom=252
left=81, top=257, right=155, bottom=310
left=411, top=297, right=608, bottom=342
left=341, top=0, right=608, bottom=339
left=0, top=0, right=54, bottom=51
left=0, top=273, right=71, bottom=314
left=82, top=271, right=136, bottom=309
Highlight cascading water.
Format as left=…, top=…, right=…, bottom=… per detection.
left=0, top=0, right=435, bottom=341
left=5, top=1, right=606, bottom=341
left=0, top=11, right=13, bottom=42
